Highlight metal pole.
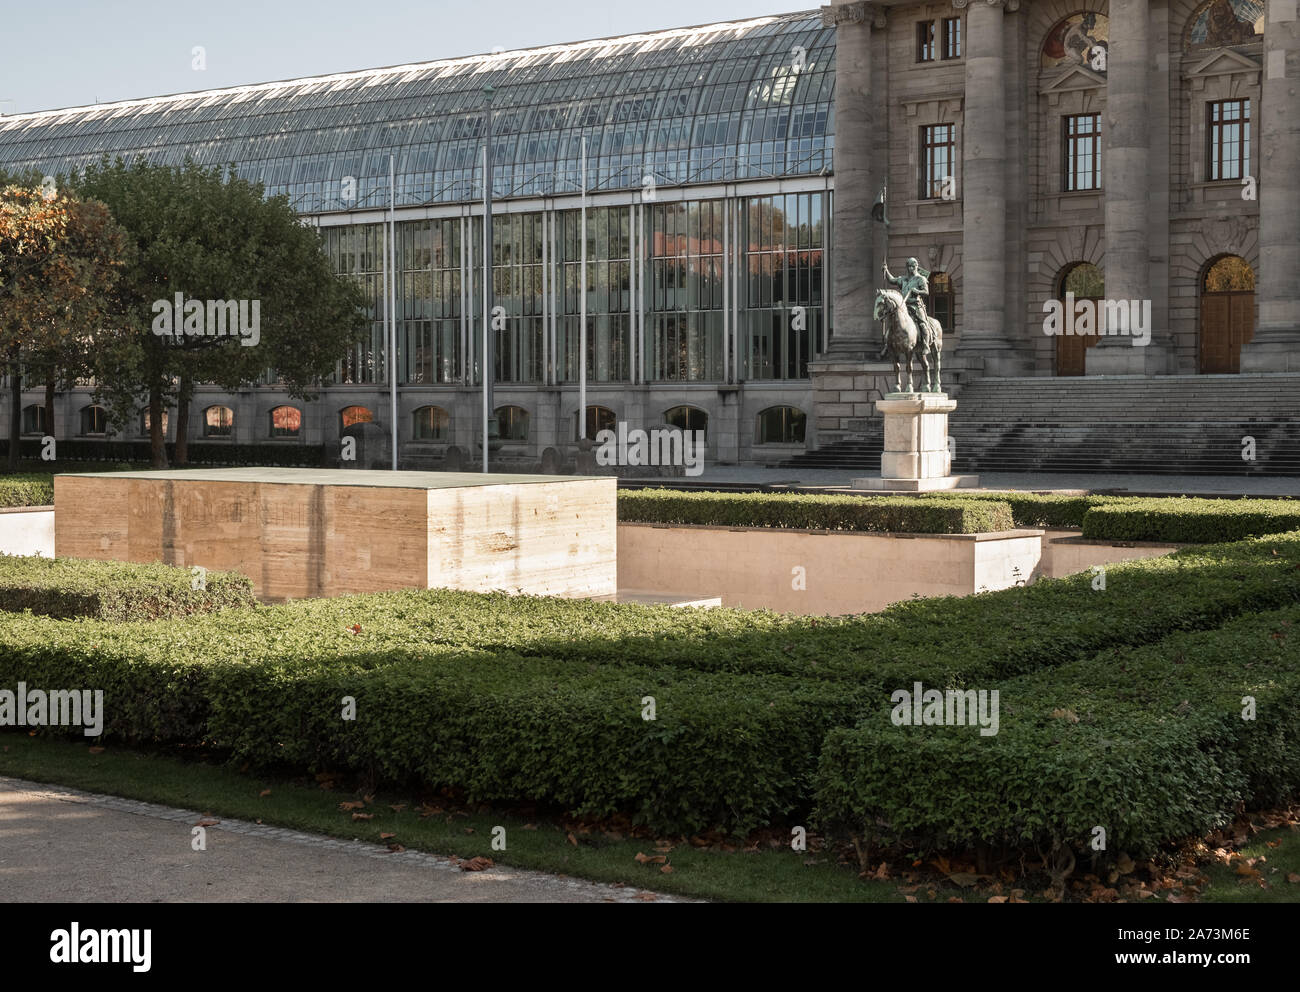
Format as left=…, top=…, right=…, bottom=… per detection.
left=483, top=85, right=496, bottom=472
left=579, top=135, right=587, bottom=439
left=389, top=155, right=398, bottom=471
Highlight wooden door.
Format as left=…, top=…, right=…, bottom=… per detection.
left=1054, top=298, right=1101, bottom=376
left=1201, top=292, right=1255, bottom=373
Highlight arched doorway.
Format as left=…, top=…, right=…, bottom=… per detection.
left=1054, top=262, right=1103, bottom=376
left=1199, top=255, right=1255, bottom=373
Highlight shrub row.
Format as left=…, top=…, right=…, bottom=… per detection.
left=4, top=531, right=1300, bottom=835
left=253, top=531, right=1300, bottom=688
left=927, top=491, right=1119, bottom=529
left=813, top=603, right=1300, bottom=857
left=0, top=555, right=255, bottom=621
left=0, top=474, right=54, bottom=508
left=0, top=614, right=869, bottom=834
left=1081, top=497, right=1300, bottom=544
left=618, top=489, right=1015, bottom=534
left=0, top=439, right=325, bottom=467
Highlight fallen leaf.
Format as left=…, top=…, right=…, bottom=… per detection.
left=1286, top=873, right=1300, bottom=884
left=389, top=804, right=406, bottom=813
left=195, top=818, right=219, bottom=827
left=567, top=832, right=578, bottom=846
left=380, top=832, right=396, bottom=840
left=338, top=800, right=365, bottom=811
left=946, top=872, right=983, bottom=888
left=660, top=865, right=674, bottom=874
left=987, top=895, right=1008, bottom=903
left=259, top=789, right=272, bottom=798
left=522, top=823, right=538, bottom=830
left=904, top=895, right=917, bottom=903
left=352, top=812, right=374, bottom=821
left=463, top=827, right=475, bottom=835
left=88, top=746, right=105, bottom=754
left=461, top=856, right=493, bottom=871
left=634, top=892, right=657, bottom=901
left=1050, top=708, right=1080, bottom=723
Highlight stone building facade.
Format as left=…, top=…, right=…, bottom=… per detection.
left=815, top=0, right=1299, bottom=443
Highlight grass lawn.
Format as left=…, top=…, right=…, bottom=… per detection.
left=4, top=732, right=1297, bottom=903
left=0, top=733, right=901, bottom=903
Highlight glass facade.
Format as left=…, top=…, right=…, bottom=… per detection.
left=0, top=13, right=833, bottom=215
left=0, top=10, right=839, bottom=409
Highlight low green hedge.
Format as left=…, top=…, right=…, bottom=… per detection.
left=0, top=555, right=256, bottom=620
left=618, top=489, right=1015, bottom=534
left=0, top=474, right=54, bottom=508
left=289, top=532, right=1300, bottom=687
left=0, top=439, right=324, bottom=467
left=813, top=603, right=1300, bottom=858
left=1081, top=497, right=1300, bottom=544
left=928, top=492, right=1119, bottom=529
left=4, top=532, right=1300, bottom=836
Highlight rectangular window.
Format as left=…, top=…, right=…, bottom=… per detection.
left=1208, top=99, right=1250, bottom=181
left=919, top=124, right=955, bottom=200
left=1063, top=114, right=1101, bottom=191
left=941, top=17, right=962, bottom=59
left=917, top=21, right=936, bottom=62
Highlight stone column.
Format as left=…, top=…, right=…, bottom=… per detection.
left=823, top=1, right=875, bottom=354
left=1088, top=0, right=1167, bottom=374
left=955, top=0, right=1017, bottom=374
left=1241, top=0, right=1300, bottom=371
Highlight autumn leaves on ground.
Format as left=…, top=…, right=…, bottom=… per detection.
left=1, top=734, right=1296, bottom=903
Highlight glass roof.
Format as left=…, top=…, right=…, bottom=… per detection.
left=0, top=10, right=834, bottom=214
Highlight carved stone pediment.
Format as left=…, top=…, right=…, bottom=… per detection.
left=1040, top=65, right=1108, bottom=94
left=1184, top=48, right=1261, bottom=80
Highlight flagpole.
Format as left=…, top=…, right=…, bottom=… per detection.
left=389, top=154, right=397, bottom=471
left=579, top=136, right=587, bottom=441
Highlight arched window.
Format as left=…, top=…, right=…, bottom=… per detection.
left=340, top=406, right=374, bottom=431
left=412, top=405, right=449, bottom=441
left=1041, top=12, right=1110, bottom=69
left=1184, top=0, right=1263, bottom=51
left=269, top=405, right=302, bottom=438
left=79, top=405, right=107, bottom=436
left=663, top=405, right=708, bottom=439
left=139, top=409, right=168, bottom=437
left=577, top=405, right=616, bottom=440
left=203, top=406, right=234, bottom=438
left=756, top=406, right=806, bottom=445
left=20, top=404, right=45, bottom=435
left=929, top=272, right=954, bottom=332
left=494, top=405, right=529, bottom=441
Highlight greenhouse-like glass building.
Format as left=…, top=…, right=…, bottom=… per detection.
left=0, top=10, right=834, bottom=466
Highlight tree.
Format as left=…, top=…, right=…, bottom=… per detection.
left=71, top=158, right=368, bottom=467
left=0, top=178, right=129, bottom=473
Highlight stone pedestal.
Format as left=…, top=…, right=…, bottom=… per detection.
left=852, top=393, right=978, bottom=492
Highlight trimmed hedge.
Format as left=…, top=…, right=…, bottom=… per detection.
left=0, top=439, right=325, bottom=467
left=928, top=491, right=1119, bottom=529
left=618, top=489, right=1015, bottom=534
left=4, top=532, right=1300, bottom=836
left=0, top=474, right=54, bottom=508
left=1082, top=497, right=1300, bottom=544
left=0, top=555, right=256, bottom=621
left=813, top=603, right=1300, bottom=858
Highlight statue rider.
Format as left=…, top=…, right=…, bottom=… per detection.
left=882, top=257, right=930, bottom=335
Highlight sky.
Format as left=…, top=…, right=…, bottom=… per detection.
left=1, top=0, right=812, bottom=116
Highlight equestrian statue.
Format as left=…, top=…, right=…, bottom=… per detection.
left=874, top=257, right=944, bottom=394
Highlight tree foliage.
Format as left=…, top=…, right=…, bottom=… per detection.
left=70, top=158, right=367, bottom=467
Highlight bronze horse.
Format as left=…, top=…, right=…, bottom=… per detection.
left=874, top=288, right=943, bottom=393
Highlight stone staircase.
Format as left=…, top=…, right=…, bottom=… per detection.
left=785, top=373, right=1300, bottom=476
left=948, top=374, right=1300, bottom=476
